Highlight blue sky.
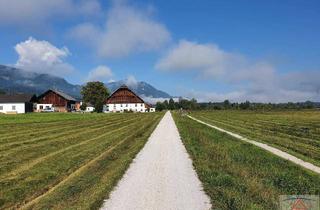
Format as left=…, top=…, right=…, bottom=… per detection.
left=0, top=0, right=319, bottom=102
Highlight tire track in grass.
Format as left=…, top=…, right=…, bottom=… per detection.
left=0, top=116, right=143, bottom=179
left=16, top=117, right=158, bottom=210
left=195, top=115, right=320, bottom=163
left=195, top=115, right=320, bottom=151
left=188, top=115, right=320, bottom=174
left=196, top=114, right=320, bottom=145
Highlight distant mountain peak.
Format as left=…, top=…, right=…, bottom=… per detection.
left=0, top=65, right=172, bottom=102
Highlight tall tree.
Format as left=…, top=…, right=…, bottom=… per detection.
left=81, top=82, right=109, bottom=113
left=168, top=98, right=175, bottom=110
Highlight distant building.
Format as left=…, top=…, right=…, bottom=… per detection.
left=145, top=103, right=156, bottom=112
left=0, top=94, right=37, bottom=114
left=37, top=89, right=76, bottom=112
left=105, top=85, right=146, bottom=113
left=80, top=102, right=95, bottom=112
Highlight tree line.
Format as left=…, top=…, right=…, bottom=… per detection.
left=156, top=98, right=319, bottom=111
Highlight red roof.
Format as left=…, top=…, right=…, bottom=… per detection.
left=106, top=85, right=144, bottom=104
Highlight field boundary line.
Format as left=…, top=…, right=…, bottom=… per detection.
left=187, top=115, right=320, bottom=175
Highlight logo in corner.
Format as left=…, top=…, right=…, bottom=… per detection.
left=279, top=195, right=319, bottom=210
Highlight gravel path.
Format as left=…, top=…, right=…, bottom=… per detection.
left=188, top=115, right=320, bottom=175
left=101, top=112, right=211, bottom=210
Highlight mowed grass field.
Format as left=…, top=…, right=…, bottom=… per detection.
left=0, top=112, right=163, bottom=210
left=190, top=110, right=320, bottom=166
left=173, top=112, right=320, bottom=209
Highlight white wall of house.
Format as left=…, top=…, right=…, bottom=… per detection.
left=105, top=103, right=146, bottom=113
left=36, top=104, right=53, bottom=111
left=149, top=108, right=156, bottom=112
left=86, top=106, right=95, bottom=112
left=0, top=103, right=25, bottom=114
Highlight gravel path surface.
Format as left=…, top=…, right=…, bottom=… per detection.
left=188, top=115, right=320, bottom=175
left=101, top=112, right=211, bottom=210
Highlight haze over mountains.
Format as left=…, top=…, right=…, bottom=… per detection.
left=0, top=65, right=172, bottom=100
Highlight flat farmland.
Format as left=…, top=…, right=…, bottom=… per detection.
left=173, top=112, right=320, bottom=209
left=190, top=110, right=320, bottom=166
left=0, top=112, right=163, bottom=210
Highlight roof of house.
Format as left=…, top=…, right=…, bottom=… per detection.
left=38, top=89, right=76, bottom=101
left=0, top=94, right=37, bottom=103
left=106, top=85, right=145, bottom=104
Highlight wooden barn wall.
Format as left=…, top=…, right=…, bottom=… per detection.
left=38, top=91, right=67, bottom=107
left=107, top=89, right=144, bottom=104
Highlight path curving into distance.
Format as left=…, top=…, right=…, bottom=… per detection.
left=101, top=111, right=211, bottom=210
left=187, top=115, right=320, bottom=175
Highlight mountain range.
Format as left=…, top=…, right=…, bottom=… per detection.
left=0, top=65, right=172, bottom=100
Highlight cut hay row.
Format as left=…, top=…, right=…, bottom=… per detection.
left=1, top=118, right=143, bottom=179
left=20, top=115, right=160, bottom=210
left=0, top=112, right=163, bottom=210
left=0, top=117, right=143, bottom=176
left=0, top=114, right=129, bottom=142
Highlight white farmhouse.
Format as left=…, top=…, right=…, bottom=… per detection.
left=105, top=85, right=147, bottom=113
left=0, top=94, right=36, bottom=114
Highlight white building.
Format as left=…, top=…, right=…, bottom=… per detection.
left=105, top=85, right=147, bottom=113
left=0, top=94, right=36, bottom=114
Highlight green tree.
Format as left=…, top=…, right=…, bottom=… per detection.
left=223, top=99, right=230, bottom=109
left=80, top=103, right=87, bottom=111
left=81, top=82, right=109, bottom=113
left=155, top=101, right=165, bottom=111
left=163, top=100, right=169, bottom=110
left=168, top=98, right=175, bottom=110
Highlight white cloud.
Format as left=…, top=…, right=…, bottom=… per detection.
left=69, top=1, right=170, bottom=58
left=156, top=40, right=244, bottom=77
left=15, top=37, right=74, bottom=76
left=157, top=39, right=320, bottom=102
left=125, top=75, right=138, bottom=88
left=87, top=65, right=113, bottom=82
left=0, top=0, right=101, bottom=27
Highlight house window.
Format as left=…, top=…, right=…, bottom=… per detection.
left=0, top=106, right=3, bottom=110
left=135, top=104, right=137, bottom=107
left=40, top=105, right=43, bottom=109
left=126, top=104, right=128, bottom=107
left=12, top=105, right=16, bottom=110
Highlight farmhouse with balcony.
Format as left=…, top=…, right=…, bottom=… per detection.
left=37, top=89, right=77, bottom=112
left=0, top=94, right=37, bottom=114
left=105, top=85, right=151, bottom=113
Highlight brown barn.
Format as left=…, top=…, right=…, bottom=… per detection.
left=105, top=85, right=146, bottom=112
left=37, top=89, right=76, bottom=112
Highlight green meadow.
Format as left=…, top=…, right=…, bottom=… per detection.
left=173, top=111, right=320, bottom=209
left=0, top=112, right=163, bottom=210
left=190, top=110, right=320, bottom=167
